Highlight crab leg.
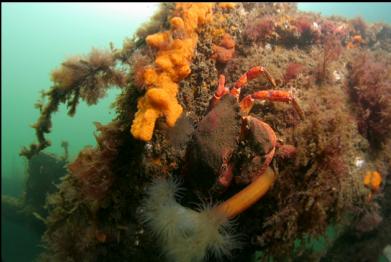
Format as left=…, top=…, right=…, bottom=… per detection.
left=240, top=90, right=305, bottom=119
left=209, top=74, right=229, bottom=110
left=230, top=66, right=277, bottom=99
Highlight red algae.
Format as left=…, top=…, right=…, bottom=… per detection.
left=347, top=53, right=391, bottom=149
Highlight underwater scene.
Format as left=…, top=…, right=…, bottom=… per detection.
left=2, top=2, right=391, bottom=262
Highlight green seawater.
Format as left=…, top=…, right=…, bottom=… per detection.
left=298, top=2, right=391, bottom=24
left=2, top=3, right=391, bottom=262
left=1, top=3, right=159, bottom=261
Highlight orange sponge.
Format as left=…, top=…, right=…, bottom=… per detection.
left=131, top=3, right=214, bottom=141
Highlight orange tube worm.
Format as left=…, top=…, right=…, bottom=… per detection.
left=215, top=166, right=276, bottom=219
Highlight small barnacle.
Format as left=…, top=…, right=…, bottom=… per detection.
left=134, top=238, right=140, bottom=246
left=354, top=156, right=365, bottom=168
left=265, top=43, right=272, bottom=50
left=145, top=143, right=153, bottom=152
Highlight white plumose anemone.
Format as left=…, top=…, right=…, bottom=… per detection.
left=140, top=177, right=240, bottom=262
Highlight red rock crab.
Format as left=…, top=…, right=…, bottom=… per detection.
left=183, top=66, right=304, bottom=194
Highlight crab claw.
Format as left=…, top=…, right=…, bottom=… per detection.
left=213, top=117, right=278, bottom=219
left=213, top=158, right=235, bottom=194
left=243, top=116, right=277, bottom=178
left=212, top=116, right=277, bottom=193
